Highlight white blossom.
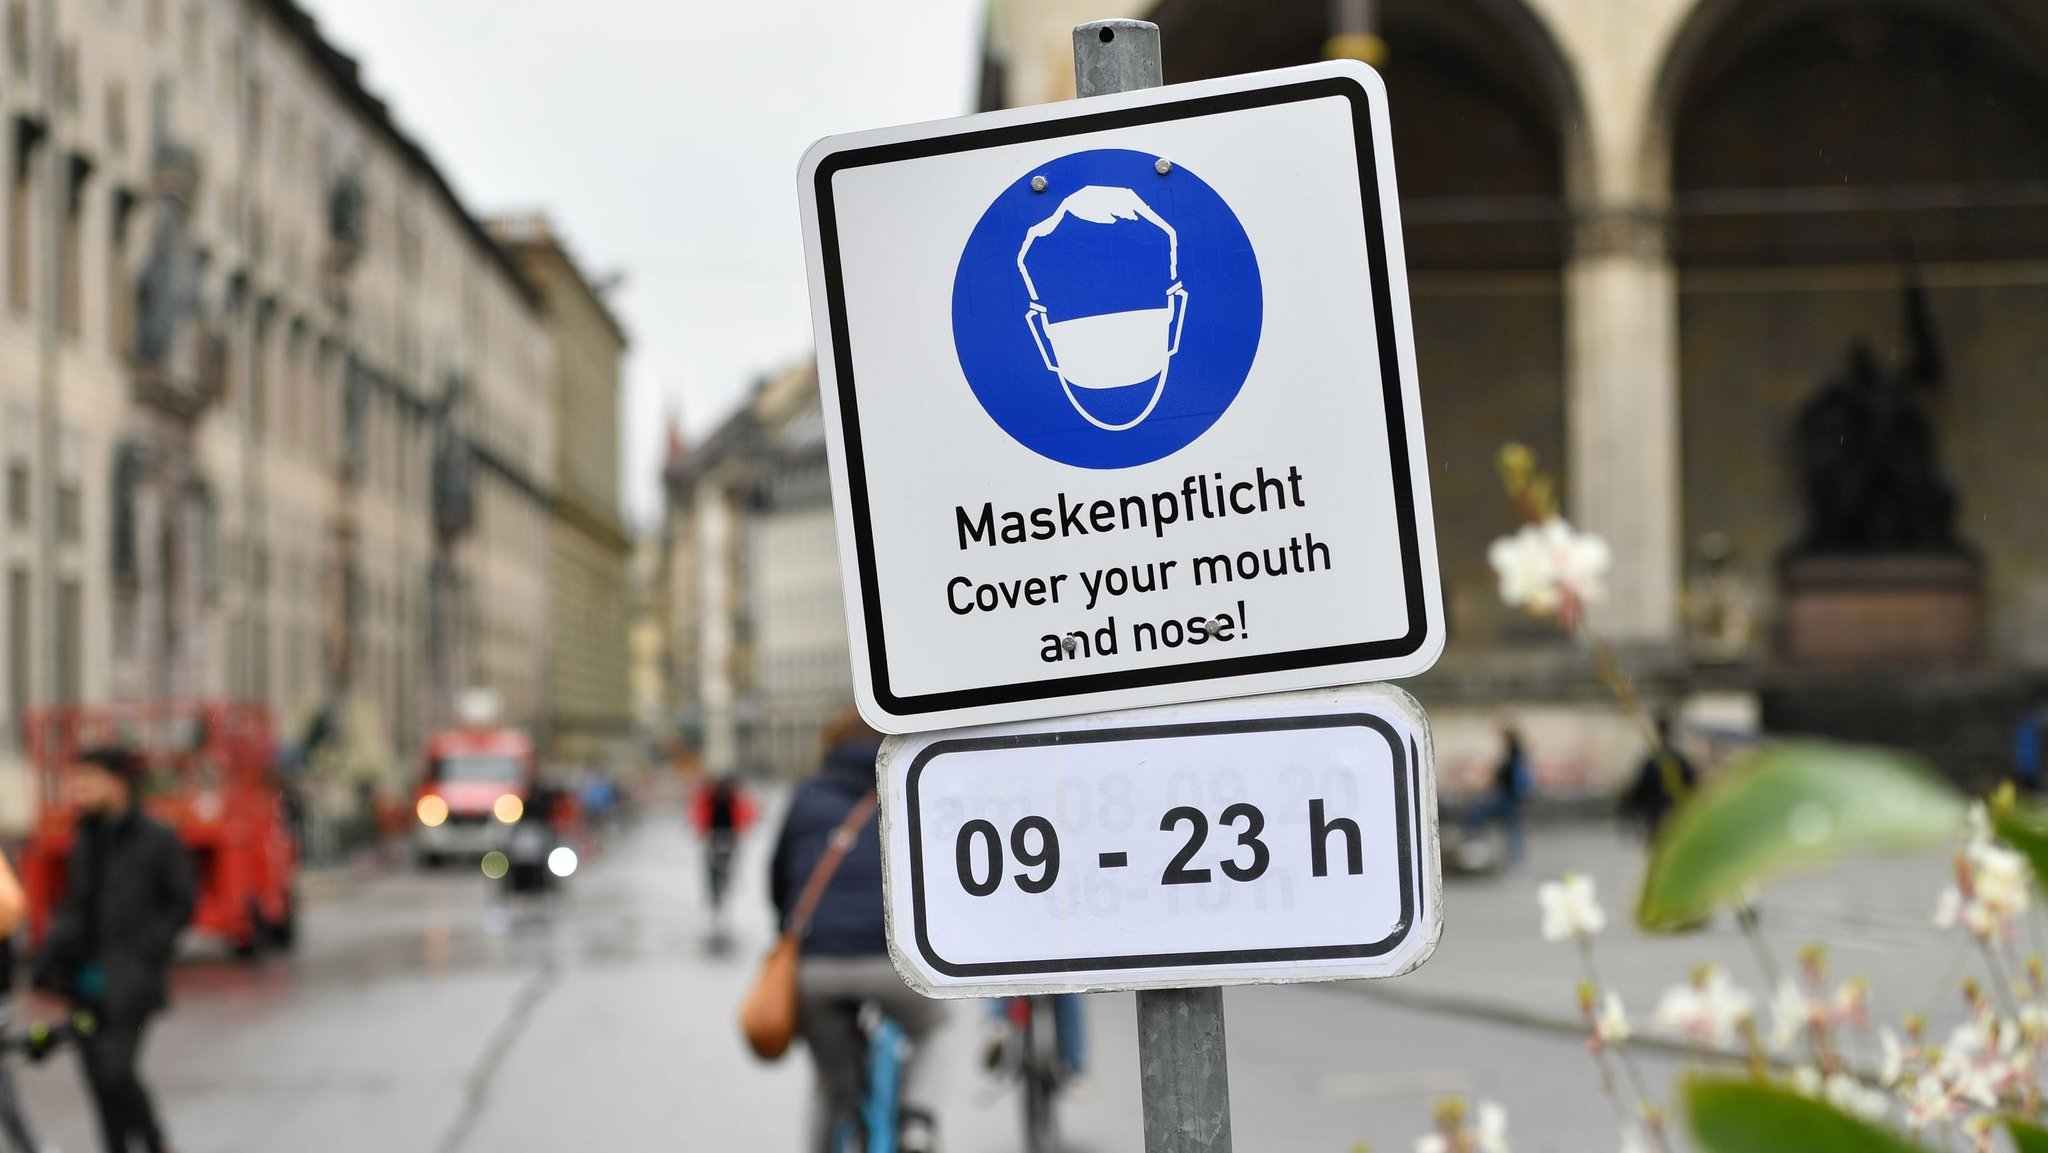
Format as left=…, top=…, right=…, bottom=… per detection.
left=1415, top=1137, right=1448, bottom=1153
left=1935, top=1019, right=2022, bottom=1111
left=1473, top=1101, right=1510, bottom=1153
left=1538, top=874, right=1607, bottom=942
left=1823, top=1073, right=1891, bottom=1123
left=1652, top=964, right=1755, bottom=1049
left=1789, top=1064, right=1822, bottom=1096
left=1879, top=1029, right=1907, bottom=1087
left=1935, top=804, right=2032, bottom=942
left=1488, top=517, right=1612, bottom=618
left=1594, top=991, right=1633, bottom=1046
left=1903, top=1073, right=1959, bottom=1130
left=1768, top=981, right=1812, bottom=1053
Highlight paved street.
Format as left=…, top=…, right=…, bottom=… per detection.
left=6, top=798, right=1971, bottom=1153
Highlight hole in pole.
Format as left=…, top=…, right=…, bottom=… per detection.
left=1098, top=26, right=1114, bottom=43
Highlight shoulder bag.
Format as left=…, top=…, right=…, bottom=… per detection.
left=740, top=790, right=877, bottom=1060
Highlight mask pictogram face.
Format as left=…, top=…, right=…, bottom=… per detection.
left=951, top=148, right=1261, bottom=471
left=1018, top=186, right=1190, bottom=431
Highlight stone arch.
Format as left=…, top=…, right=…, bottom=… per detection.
left=1652, top=0, right=2048, bottom=666
left=1145, top=0, right=1592, bottom=649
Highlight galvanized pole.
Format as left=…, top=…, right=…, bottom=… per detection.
left=1071, top=23, right=1234, bottom=1153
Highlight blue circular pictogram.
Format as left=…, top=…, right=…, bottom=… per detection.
left=951, top=148, right=1262, bottom=469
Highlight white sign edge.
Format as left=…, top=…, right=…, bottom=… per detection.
left=799, top=59, right=1445, bottom=735
left=874, top=683, right=1444, bottom=998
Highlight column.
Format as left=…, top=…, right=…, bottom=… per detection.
left=1566, top=204, right=1681, bottom=646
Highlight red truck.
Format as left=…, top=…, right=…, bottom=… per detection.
left=19, top=701, right=298, bottom=956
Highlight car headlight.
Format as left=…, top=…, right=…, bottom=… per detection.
left=493, top=794, right=524, bottom=825
left=417, top=795, right=450, bottom=828
left=548, top=846, right=578, bottom=878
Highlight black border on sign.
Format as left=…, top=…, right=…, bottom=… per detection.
left=902, top=712, right=1417, bottom=977
left=812, top=74, right=1428, bottom=718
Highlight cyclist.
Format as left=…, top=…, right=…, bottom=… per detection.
left=986, top=994, right=1086, bottom=1077
left=689, top=772, right=755, bottom=915
left=769, top=711, right=946, bottom=1153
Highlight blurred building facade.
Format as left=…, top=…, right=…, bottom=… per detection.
left=0, top=0, right=624, bottom=828
left=967, top=0, right=2048, bottom=783
left=660, top=362, right=850, bottom=778
left=493, top=215, right=633, bottom=770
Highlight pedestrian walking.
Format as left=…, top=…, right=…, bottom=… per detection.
left=0, top=846, right=47, bottom=1153
left=1619, top=713, right=1699, bottom=842
left=2016, top=700, right=2046, bottom=794
left=768, top=711, right=945, bottom=1153
left=1465, top=726, right=1531, bottom=866
left=34, top=746, right=195, bottom=1153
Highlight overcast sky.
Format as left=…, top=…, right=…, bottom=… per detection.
left=298, top=0, right=984, bottom=526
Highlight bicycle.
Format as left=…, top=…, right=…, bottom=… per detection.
left=989, top=996, right=1069, bottom=1153
left=706, top=829, right=738, bottom=912
left=827, top=1004, right=933, bottom=1153
left=0, top=1007, right=97, bottom=1153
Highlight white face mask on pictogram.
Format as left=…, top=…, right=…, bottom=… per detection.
left=1019, top=185, right=1190, bottom=432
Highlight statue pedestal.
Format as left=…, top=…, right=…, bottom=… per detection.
left=1778, top=554, right=1980, bottom=667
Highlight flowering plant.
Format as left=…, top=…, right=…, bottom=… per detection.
left=1395, top=444, right=2048, bottom=1153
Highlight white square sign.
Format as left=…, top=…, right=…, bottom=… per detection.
left=800, top=61, right=1441, bottom=733
left=877, top=685, right=1441, bottom=995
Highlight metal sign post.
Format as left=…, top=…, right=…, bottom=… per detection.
left=1074, top=26, right=1232, bottom=1151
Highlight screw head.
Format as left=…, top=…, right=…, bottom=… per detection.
left=1031, top=175, right=1049, bottom=192
left=1155, top=157, right=1172, bottom=175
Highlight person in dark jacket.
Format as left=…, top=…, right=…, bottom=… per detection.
left=1620, top=713, right=1699, bottom=841
left=1464, top=726, right=1531, bottom=866
left=769, top=711, right=945, bottom=1153
left=36, top=746, right=195, bottom=1153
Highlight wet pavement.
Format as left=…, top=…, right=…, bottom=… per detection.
left=16, top=801, right=1941, bottom=1152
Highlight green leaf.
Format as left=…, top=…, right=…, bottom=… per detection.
left=1687, top=1078, right=1923, bottom=1153
left=1638, top=741, right=1962, bottom=931
left=1994, top=804, right=2048, bottom=890
left=2009, top=1115, right=2048, bottom=1153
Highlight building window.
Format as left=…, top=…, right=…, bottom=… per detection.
left=56, top=429, right=81, bottom=544
left=59, top=156, right=86, bottom=340
left=5, top=566, right=26, bottom=746
left=6, top=3, right=27, bottom=75
left=108, top=189, right=134, bottom=360
left=57, top=42, right=77, bottom=113
left=56, top=578, right=80, bottom=703
left=181, top=4, right=199, bottom=75
left=11, top=123, right=37, bottom=314
left=106, top=81, right=127, bottom=156
left=55, top=482, right=80, bottom=543
left=249, top=312, right=268, bottom=442
left=4, top=458, right=25, bottom=527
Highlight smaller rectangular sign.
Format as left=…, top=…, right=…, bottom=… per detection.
left=878, top=685, right=1440, bottom=996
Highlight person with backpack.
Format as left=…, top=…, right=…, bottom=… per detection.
left=1465, top=726, right=1531, bottom=866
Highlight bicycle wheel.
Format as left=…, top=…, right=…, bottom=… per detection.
left=1019, top=999, right=1059, bottom=1153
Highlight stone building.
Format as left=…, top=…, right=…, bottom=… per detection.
left=0, top=0, right=568, bottom=827
left=493, top=215, right=633, bottom=769
left=661, top=362, right=851, bottom=779
left=976, top=0, right=2048, bottom=786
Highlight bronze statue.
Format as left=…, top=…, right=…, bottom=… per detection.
left=1790, top=277, right=1960, bottom=555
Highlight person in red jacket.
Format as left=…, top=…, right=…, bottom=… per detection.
left=688, top=773, right=756, bottom=916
